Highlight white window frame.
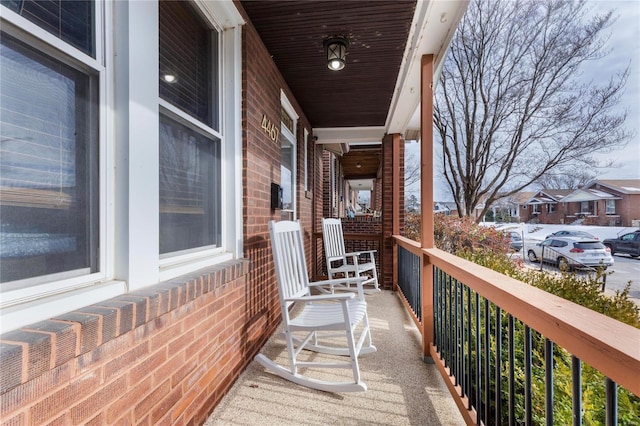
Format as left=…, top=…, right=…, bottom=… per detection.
left=0, top=1, right=125, bottom=333
left=156, top=0, right=243, bottom=281
left=0, top=0, right=245, bottom=333
left=280, top=91, right=299, bottom=217
left=605, top=199, right=615, bottom=215
left=303, top=128, right=309, bottom=191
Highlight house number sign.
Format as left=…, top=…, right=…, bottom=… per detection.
left=261, top=114, right=280, bottom=142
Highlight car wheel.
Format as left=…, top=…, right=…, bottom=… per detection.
left=527, top=250, right=538, bottom=262
left=557, top=257, right=570, bottom=271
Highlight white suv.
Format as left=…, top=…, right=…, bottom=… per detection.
left=527, top=236, right=614, bottom=270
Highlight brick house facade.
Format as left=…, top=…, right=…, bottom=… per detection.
left=508, top=180, right=640, bottom=226
left=0, top=1, right=421, bottom=424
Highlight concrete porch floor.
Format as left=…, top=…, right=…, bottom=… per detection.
left=204, top=290, right=465, bottom=425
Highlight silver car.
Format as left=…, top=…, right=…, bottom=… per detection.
left=527, top=236, right=614, bottom=270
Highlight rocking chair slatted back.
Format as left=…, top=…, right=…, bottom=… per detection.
left=270, top=220, right=309, bottom=306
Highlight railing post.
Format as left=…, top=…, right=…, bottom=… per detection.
left=422, top=255, right=434, bottom=361
left=420, top=54, right=435, bottom=360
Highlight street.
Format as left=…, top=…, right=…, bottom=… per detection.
left=602, top=254, right=640, bottom=305
left=521, top=252, right=640, bottom=306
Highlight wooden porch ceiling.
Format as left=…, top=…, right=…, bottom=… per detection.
left=239, top=1, right=417, bottom=180
left=239, top=1, right=416, bottom=129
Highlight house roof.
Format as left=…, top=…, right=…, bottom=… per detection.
left=562, top=188, right=622, bottom=202
left=585, top=179, right=640, bottom=195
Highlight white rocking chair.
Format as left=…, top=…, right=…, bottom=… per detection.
left=254, top=220, right=376, bottom=392
left=322, top=217, right=380, bottom=294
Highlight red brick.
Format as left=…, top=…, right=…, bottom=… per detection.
left=0, top=343, right=23, bottom=394
left=130, top=349, right=167, bottom=384
left=134, top=379, right=170, bottom=421
left=70, top=376, right=126, bottom=424
left=0, top=364, right=71, bottom=416
left=23, top=321, right=77, bottom=368
left=30, top=371, right=101, bottom=424
left=104, top=342, right=148, bottom=378
left=106, top=376, right=152, bottom=424
left=150, top=385, right=182, bottom=424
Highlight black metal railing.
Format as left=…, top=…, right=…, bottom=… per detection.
left=432, top=265, right=627, bottom=425
left=397, top=245, right=421, bottom=321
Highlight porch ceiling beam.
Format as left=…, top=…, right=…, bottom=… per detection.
left=313, top=126, right=386, bottom=147
left=386, top=1, right=469, bottom=135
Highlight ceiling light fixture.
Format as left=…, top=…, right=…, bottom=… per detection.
left=162, top=74, right=177, bottom=83
left=324, top=36, right=348, bottom=71
left=356, top=162, right=362, bottom=168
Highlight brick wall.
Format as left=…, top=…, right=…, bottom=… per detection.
left=0, top=7, right=324, bottom=424
left=0, top=261, right=254, bottom=425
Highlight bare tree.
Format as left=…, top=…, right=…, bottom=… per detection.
left=434, top=0, right=632, bottom=220
left=534, top=166, right=596, bottom=190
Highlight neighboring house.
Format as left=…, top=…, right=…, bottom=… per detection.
left=493, top=179, right=640, bottom=226
left=519, top=189, right=573, bottom=224
left=491, top=191, right=535, bottom=222
left=434, top=201, right=457, bottom=216
left=561, top=179, right=640, bottom=227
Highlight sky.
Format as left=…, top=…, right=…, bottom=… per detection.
left=590, top=0, right=640, bottom=181
left=421, top=0, right=640, bottom=201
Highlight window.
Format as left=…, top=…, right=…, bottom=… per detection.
left=580, top=201, right=590, bottom=214
left=159, top=1, right=221, bottom=255
left=1, top=4, right=99, bottom=284
left=1, top=0, right=95, bottom=57
left=547, top=203, right=555, bottom=213
left=1, top=0, right=244, bottom=332
left=303, top=128, right=309, bottom=192
left=531, top=204, right=540, bottom=214
left=605, top=199, right=615, bottom=214
left=280, top=92, right=298, bottom=216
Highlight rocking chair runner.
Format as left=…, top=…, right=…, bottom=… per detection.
left=254, top=220, right=376, bottom=392
left=322, top=217, right=380, bottom=293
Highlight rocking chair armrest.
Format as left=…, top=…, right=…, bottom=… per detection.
left=309, top=277, right=366, bottom=288
left=344, top=250, right=377, bottom=258
left=285, top=293, right=355, bottom=303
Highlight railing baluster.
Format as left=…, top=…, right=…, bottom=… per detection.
left=525, top=325, right=532, bottom=426
left=509, top=315, right=515, bottom=426
left=454, top=279, right=460, bottom=386
left=475, top=291, right=482, bottom=422
left=605, top=378, right=617, bottom=426
left=433, top=267, right=440, bottom=352
left=444, top=275, right=453, bottom=374
left=484, top=297, right=490, bottom=426
left=545, top=338, right=554, bottom=426
left=495, top=306, right=502, bottom=426
left=572, top=356, right=582, bottom=426
left=461, top=282, right=467, bottom=399
left=466, top=286, right=473, bottom=410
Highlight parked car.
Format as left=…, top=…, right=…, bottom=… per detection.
left=506, top=231, right=523, bottom=252
left=527, top=236, right=614, bottom=270
left=545, top=230, right=598, bottom=240
left=603, top=230, right=640, bottom=258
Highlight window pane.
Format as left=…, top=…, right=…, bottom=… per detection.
left=1, top=0, right=95, bottom=57
left=281, top=141, right=293, bottom=210
left=0, top=32, right=99, bottom=283
left=159, top=114, right=221, bottom=255
left=159, top=0, right=217, bottom=129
